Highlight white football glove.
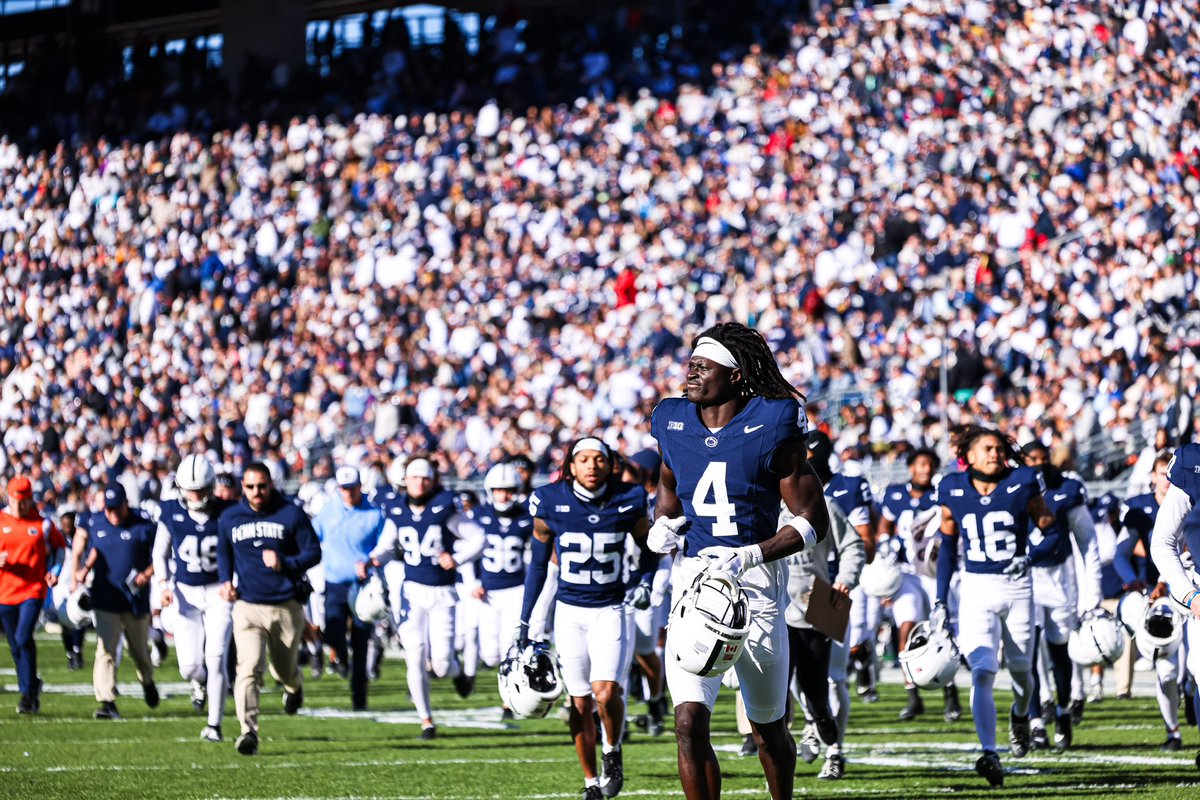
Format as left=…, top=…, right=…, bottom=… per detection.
left=624, top=582, right=652, bottom=610
left=647, top=516, right=688, bottom=553
left=697, top=545, right=764, bottom=578
left=930, top=600, right=951, bottom=635
left=1002, top=555, right=1031, bottom=580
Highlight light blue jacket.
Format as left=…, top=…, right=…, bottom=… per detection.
left=313, top=496, right=386, bottom=585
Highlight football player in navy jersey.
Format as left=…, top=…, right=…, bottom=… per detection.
left=151, top=455, right=234, bottom=741
left=1021, top=442, right=1100, bottom=751
left=1116, top=452, right=1186, bottom=750
left=517, top=437, right=653, bottom=800
left=933, top=426, right=1062, bottom=787
left=369, top=457, right=484, bottom=739
left=1150, top=442, right=1200, bottom=771
left=647, top=322, right=829, bottom=800
left=877, top=448, right=960, bottom=724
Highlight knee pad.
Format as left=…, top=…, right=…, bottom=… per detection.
left=970, top=667, right=996, bottom=690
left=966, top=647, right=999, bottom=674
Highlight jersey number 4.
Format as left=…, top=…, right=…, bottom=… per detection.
left=961, top=511, right=1017, bottom=562
left=694, top=462, right=738, bottom=537
left=396, top=525, right=443, bottom=567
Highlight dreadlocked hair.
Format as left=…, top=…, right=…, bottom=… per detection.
left=696, top=322, right=805, bottom=401
left=950, top=424, right=1021, bottom=466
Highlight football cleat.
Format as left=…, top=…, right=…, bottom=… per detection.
left=235, top=731, right=258, bottom=756
left=283, top=687, right=303, bottom=715
left=420, top=724, right=437, bottom=740
left=740, top=734, right=758, bottom=757
left=1030, top=724, right=1049, bottom=752
left=818, top=753, right=845, bottom=780
left=1009, top=710, right=1031, bottom=758
left=975, top=750, right=1004, bottom=787
left=600, top=749, right=624, bottom=797
left=799, top=724, right=821, bottom=763
left=453, top=673, right=476, bottom=699
left=94, top=701, right=121, bottom=720
left=67, top=651, right=83, bottom=672
left=1088, top=680, right=1104, bottom=703
left=648, top=698, right=666, bottom=737
left=16, top=695, right=35, bottom=714
left=1069, top=698, right=1084, bottom=726
left=144, top=682, right=160, bottom=709
left=582, top=786, right=603, bottom=800
left=1054, top=713, right=1072, bottom=752
left=899, top=689, right=925, bottom=721
left=1163, top=734, right=1183, bottom=752
left=1040, top=700, right=1055, bottom=726
left=201, top=724, right=223, bottom=742
left=191, top=681, right=207, bottom=714
left=944, top=685, right=963, bottom=722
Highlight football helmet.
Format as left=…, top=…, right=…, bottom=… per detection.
left=1067, top=608, right=1125, bottom=666
left=498, top=641, right=564, bottom=719
left=898, top=621, right=961, bottom=689
left=666, top=570, right=751, bottom=677
left=1116, top=590, right=1149, bottom=633
left=175, top=454, right=216, bottom=510
left=484, top=463, right=521, bottom=512
left=860, top=556, right=903, bottom=598
left=351, top=574, right=390, bottom=623
left=66, top=586, right=94, bottom=630
left=1137, top=598, right=1184, bottom=660
left=386, top=456, right=408, bottom=488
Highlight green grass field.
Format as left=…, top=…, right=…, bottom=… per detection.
left=1, top=637, right=1197, bottom=799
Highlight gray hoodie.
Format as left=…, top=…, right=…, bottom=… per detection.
left=783, top=494, right=867, bottom=629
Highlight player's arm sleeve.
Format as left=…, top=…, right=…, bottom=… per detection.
left=152, top=523, right=172, bottom=586
left=1112, top=514, right=1140, bottom=586
left=284, top=514, right=322, bottom=576
left=370, top=518, right=398, bottom=565
left=519, top=526, right=554, bottom=626
left=217, top=522, right=234, bottom=584
left=447, top=513, right=485, bottom=563
left=935, top=501, right=958, bottom=603
left=1068, top=505, right=1102, bottom=607
left=1150, top=484, right=1197, bottom=604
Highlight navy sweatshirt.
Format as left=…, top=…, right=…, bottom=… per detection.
left=217, top=493, right=322, bottom=605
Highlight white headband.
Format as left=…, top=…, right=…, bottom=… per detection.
left=572, top=438, right=610, bottom=458
left=692, top=337, right=740, bottom=370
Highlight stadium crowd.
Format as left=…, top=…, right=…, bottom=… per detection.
left=0, top=0, right=1197, bottom=515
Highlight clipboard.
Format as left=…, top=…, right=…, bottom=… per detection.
left=804, top=575, right=851, bottom=643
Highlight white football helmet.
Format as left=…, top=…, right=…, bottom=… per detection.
left=352, top=575, right=390, bottom=623
left=898, top=621, right=961, bottom=689
left=1116, top=590, right=1149, bottom=633
left=1067, top=608, right=1126, bottom=666
left=175, top=454, right=216, bottom=510
left=484, top=463, right=521, bottom=512
left=666, top=570, right=751, bottom=677
left=1137, top=598, right=1184, bottom=660
left=859, top=557, right=903, bottom=598
left=498, top=642, right=564, bottom=719
left=66, top=586, right=94, bottom=630
left=386, top=456, right=408, bottom=488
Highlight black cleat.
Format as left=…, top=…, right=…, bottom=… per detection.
left=453, top=673, right=475, bottom=699
left=944, top=684, right=963, bottom=722
left=16, top=695, right=35, bottom=714
left=1030, top=725, right=1049, bottom=752
left=899, top=688, right=925, bottom=721
left=1040, top=700, right=1055, bottom=726
left=1009, top=710, right=1031, bottom=758
left=420, top=724, right=437, bottom=740
left=67, top=651, right=83, bottom=672
left=647, top=698, right=666, bottom=737
left=975, top=750, right=1004, bottom=787
left=600, top=749, right=624, bottom=797
left=1069, top=698, right=1084, bottom=726
left=1163, top=735, right=1183, bottom=752
left=740, top=734, right=758, bottom=757
left=235, top=731, right=258, bottom=756
left=143, top=682, right=160, bottom=709
left=283, top=687, right=303, bottom=715
left=814, top=714, right=839, bottom=748
left=583, top=787, right=603, bottom=800
left=1054, top=713, right=1072, bottom=752
left=94, top=701, right=121, bottom=720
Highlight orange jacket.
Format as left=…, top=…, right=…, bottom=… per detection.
left=0, top=511, right=66, bottom=605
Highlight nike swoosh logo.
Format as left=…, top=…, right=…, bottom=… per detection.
left=1054, top=494, right=1067, bottom=501
left=253, top=541, right=264, bottom=548
left=832, top=490, right=848, bottom=497
left=619, top=505, right=635, bottom=513
left=1007, top=485, right=1021, bottom=494
left=744, top=424, right=764, bottom=434
left=431, top=506, right=445, bottom=513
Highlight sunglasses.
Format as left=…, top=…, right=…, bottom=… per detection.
left=242, top=483, right=269, bottom=491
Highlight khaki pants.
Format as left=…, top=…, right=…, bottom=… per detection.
left=233, top=599, right=305, bottom=736
left=93, top=610, right=154, bottom=703
left=1099, top=597, right=1135, bottom=696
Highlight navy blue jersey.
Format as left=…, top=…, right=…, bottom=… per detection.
left=651, top=396, right=806, bottom=556
left=1118, top=492, right=1158, bottom=586
left=530, top=481, right=648, bottom=607
left=1167, top=444, right=1200, bottom=558
left=1031, top=477, right=1087, bottom=567
left=217, top=494, right=322, bottom=605
left=826, top=474, right=873, bottom=527
left=86, top=510, right=157, bottom=615
left=159, top=498, right=232, bottom=587
left=379, top=489, right=460, bottom=586
left=475, top=505, right=534, bottom=591
left=880, top=482, right=938, bottom=563
left=934, top=466, right=1044, bottom=575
